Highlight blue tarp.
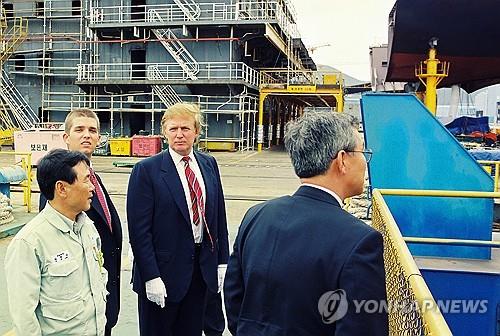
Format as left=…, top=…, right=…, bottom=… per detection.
left=445, top=116, right=489, bottom=135
left=469, top=149, right=500, bottom=161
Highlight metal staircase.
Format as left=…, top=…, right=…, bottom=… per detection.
left=147, top=9, right=199, bottom=80
left=172, top=0, right=201, bottom=21
left=0, top=12, right=28, bottom=63
left=0, top=70, right=38, bottom=129
left=147, top=65, right=182, bottom=108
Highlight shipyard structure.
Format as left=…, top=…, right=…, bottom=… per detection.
left=1, top=0, right=344, bottom=151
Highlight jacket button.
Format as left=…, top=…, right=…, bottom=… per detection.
left=191, top=255, right=195, bottom=260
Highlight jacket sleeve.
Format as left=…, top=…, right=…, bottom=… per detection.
left=127, top=162, right=160, bottom=282
left=223, top=231, right=244, bottom=335
left=5, top=238, right=42, bottom=336
left=335, top=230, right=388, bottom=335
left=211, top=156, right=229, bottom=264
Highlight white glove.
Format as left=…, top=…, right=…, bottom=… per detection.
left=217, top=264, right=227, bottom=293
left=145, top=277, right=167, bottom=308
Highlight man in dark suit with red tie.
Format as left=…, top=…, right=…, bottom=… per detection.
left=39, top=108, right=122, bottom=336
left=127, top=103, right=229, bottom=336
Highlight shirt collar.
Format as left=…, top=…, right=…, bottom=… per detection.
left=169, top=146, right=195, bottom=166
left=301, top=183, right=344, bottom=206
left=45, top=202, right=86, bottom=235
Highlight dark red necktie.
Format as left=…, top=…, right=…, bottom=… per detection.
left=182, top=156, right=213, bottom=250
left=89, top=168, right=113, bottom=232
left=182, top=156, right=204, bottom=225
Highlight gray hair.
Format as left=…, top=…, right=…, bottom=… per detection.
left=284, top=112, right=359, bottom=178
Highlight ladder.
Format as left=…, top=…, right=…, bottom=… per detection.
left=172, top=0, right=201, bottom=21
left=147, top=65, right=182, bottom=108
left=0, top=70, right=39, bottom=130
left=147, top=9, right=199, bottom=80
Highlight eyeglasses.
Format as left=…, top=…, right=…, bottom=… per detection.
left=346, top=149, right=373, bottom=163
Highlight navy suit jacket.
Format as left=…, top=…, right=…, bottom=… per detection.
left=127, top=150, right=229, bottom=302
left=39, top=173, right=123, bottom=329
left=224, top=185, right=388, bottom=336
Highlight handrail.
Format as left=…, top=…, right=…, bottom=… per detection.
left=77, top=62, right=260, bottom=87
left=0, top=151, right=33, bottom=213
left=260, top=68, right=343, bottom=87
left=89, top=1, right=298, bottom=38
left=378, top=188, right=500, bottom=198
left=372, top=189, right=452, bottom=335
left=478, top=160, right=500, bottom=192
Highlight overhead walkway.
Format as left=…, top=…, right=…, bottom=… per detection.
left=257, top=68, right=344, bottom=151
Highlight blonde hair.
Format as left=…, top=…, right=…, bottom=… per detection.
left=161, top=103, right=205, bottom=134
left=64, top=108, right=100, bottom=133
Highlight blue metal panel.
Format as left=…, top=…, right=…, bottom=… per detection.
left=361, top=93, right=493, bottom=259
left=421, top=269, right=500, bottom=336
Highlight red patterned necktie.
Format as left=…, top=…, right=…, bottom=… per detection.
left=182, top=156, right=213, bottom=250
left=182, top=156, right=204, bottom=225
left=89, top=168, right=113, bottom=232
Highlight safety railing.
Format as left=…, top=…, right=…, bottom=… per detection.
left=259, top=68, right=343, bottom=88
left=147, top=65, right=182, bottom=108
left=77, top=62, right=259, bottom=87
left=147, top=8, right=199, bottom=79
left=0, top=14, right=29, bottom=63
left=69, top=91, right=258, bottom=149
left=0, top=152, right=33, bottom=213
left=478, top=160, right=500, bottom=192
left=371, top=189, right=452, bottom=335
left=0, top=70, right=39, bottom=130
left=89, top=1, right=298, bottom=38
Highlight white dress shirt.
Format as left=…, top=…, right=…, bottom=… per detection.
left=301, top=183, right=344, bottom=206
left=169, top=147, right=206, bottom=243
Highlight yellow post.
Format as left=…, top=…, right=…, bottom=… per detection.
left=257, top=92, right=268, bottom=152
left=415, top=46, right=449, bottom=115
left=495, top=162, right=499, bottom=192
left=424, top=48, right=438, bottom=114
left=335, top=93, right=344, bottom=112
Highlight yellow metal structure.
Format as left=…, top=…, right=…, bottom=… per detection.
left=0, top=151, right=33, bottom=212
left=0, top=6, right=28, bottom=144
left=199, top=141, right=236, bottom=151
left=371, top=189, right=452, bottom=335
left=478, top=160, right=500, bottom=191
left=415, top=48, right=449, bottom=115
left=258, top=69, right=344, bottom=151
left=378, top=188, right=500, bottom=198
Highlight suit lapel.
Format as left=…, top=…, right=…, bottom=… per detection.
left=161, top=150, right=191, bottom=225
left=90, top=176, right=107, bottom=226
left=95, top=174, right=122, bottom=242
left=195, top=152, right=216, bottom=226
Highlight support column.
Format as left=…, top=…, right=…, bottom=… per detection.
left=257, top=92, right=268, bottom=152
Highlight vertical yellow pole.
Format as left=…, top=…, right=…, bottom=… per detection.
left=424, top=48, right=438, bottom=115
left=335, top=93, right=344, bottom=112
left=495, top=163, right=499, bottom=192
left=257, top=92, right=268, bottom=152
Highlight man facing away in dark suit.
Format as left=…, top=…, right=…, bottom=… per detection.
left=39, top=108, right=122, bottom=336
left=127, top=103, right=229, bottom=336
left=224, top=112, right=388, bottom=335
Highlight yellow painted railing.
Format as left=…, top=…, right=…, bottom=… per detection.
left=371, top=189, right=452, bottom=335
left=0, top=152, right=33, bottom=212
left=478, top=160, right=500, bottom=192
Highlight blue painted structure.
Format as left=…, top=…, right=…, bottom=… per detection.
left=0, top=166, right=27, bottom=197
left=361, top=93, right=493, bottom=259
left=421, top=268, right=499, bottom=336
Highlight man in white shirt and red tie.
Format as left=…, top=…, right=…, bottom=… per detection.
left=39, top=108, right=123, bottom=336
left=127, top=103, right=229, bottom=336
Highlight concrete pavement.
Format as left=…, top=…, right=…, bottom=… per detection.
left=0, top=150, right=300, bottom=335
